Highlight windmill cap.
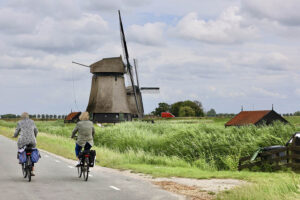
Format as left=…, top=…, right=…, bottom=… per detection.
left=90, top=56, right=125, bottom=74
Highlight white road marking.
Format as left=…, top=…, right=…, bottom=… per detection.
left=68, top=165, right=74, bottom=169
left=55, top=160, right=60, bottom=163
left=110, top=186, right=120, bottom=191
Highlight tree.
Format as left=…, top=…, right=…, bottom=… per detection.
left=207, top=109, right=216, bottom=117
left=170, top=101, right=183, bottom=117
left=1, top=114, right=17, bottom=118
left=152, top=102, right=170, bottom=116
left=178, top=106, right=195, bottom=117
left=170, top=100, right=204, bottom=117
left=183, top=100, right=204, bottom=117
left=294, top=111, right=300, bottom=116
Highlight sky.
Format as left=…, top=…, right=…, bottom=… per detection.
left=0, top=0, right=300, bottom=115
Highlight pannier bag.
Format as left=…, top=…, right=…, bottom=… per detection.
left=19, top=151, right=27, bottom=164
left=89, top=150, right=96, bottom=167
left=79, top=150, right=96, bottom=167
left=31, top=148, right=41, bottom=163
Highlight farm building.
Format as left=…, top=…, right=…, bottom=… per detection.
left=225, top=110, right=288, bottom=127
left=64, top=112, right=81, bottom=123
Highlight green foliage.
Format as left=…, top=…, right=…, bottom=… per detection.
left=294, top=111, right=300, bottom=116
left=217, top=173, right=300, bottom=200
left=207, top=108, right=217, bottom=117
left=170, top=100, right=204, bottom=117
left=0, top=118, right=297, bottom=171
left=152, top=102, right=170, bottom=116
left=178, top=106, right=195, bottom=117
left=1, top=114, right=17, bottom=118
left=1, top=121, right=300, bottom=200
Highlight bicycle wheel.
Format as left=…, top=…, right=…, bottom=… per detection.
left=82, top=159, right=86, bottom=181
left=77, top=165, right=82, bottom=178
left=84, top=157, right=89, bottom=181
left=27, top=158, right=32, bottom=182
left=22, top=163, right=27, bottom=178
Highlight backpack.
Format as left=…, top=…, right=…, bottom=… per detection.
left=31, top=148, right=41, bottom=163
left=19, top=151, right=27, bottom=164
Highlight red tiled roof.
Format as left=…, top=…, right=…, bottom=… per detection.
left=225, top=110, right=271, bottom=126
left=65, top=112, right=81, bottom=121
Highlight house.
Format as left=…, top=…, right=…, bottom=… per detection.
left=64, top=112, right=81, bottom=123
left=225, top=110, right=288, bottom=127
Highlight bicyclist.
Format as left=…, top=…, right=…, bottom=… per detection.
left=13, top=112, right=38, bottom=175
left=71, top=112, right=95, bottom=167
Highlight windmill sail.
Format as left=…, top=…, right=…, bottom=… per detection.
left=133, top=59, right=144, bottom=116
left=118, top=10, right=141, bottom=118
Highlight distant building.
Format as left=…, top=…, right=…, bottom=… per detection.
left=64, top=112, right=81, bottom=123
left=225, top=110, right=288, bottom=127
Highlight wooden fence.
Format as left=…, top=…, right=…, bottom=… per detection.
left=239, top=146, right=300, bottom=171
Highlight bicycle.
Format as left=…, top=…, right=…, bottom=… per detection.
left=20, top=145, right=34, bottom=182
left=77, top=149, right=91, bottom=181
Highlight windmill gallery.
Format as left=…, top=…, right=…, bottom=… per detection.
left=71, top=11, right=159, bottom=123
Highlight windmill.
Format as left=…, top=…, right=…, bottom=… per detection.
left=72, top=11, right=159, bottom=123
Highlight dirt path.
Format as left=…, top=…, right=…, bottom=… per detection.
left=152, top=178, right=247, bottom=200
left=113, top=170, right=247, bottom=200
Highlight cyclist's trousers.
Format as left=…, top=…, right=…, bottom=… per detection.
left=75, top=142, right=92, bottom=157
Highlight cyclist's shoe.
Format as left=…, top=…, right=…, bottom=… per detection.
left=75, top=160, right=81, bottom=167
left=31, top=172, right=35, bottom=176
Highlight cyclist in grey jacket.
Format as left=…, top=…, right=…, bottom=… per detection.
left=14, top=112, right=38, bottom=149
left=71, top=112, right=95, bottom=166
left=14, top=112, right=38, bottom=175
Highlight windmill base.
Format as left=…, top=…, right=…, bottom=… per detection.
left=92, top=113, right=133, bottom=123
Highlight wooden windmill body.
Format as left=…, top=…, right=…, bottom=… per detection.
left=86, top=57, right=132, bottom=122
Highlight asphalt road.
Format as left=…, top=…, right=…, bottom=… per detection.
left=0, top=135, right=182, bottom=200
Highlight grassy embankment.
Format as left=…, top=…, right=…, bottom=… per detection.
left=1, top=117, right=300, bottom=199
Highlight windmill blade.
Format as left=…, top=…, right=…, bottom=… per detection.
left=72, top=61, right=90, bottom=68
left=133, top=59, right=140, bottom=88
left=133, top=59, right=144, bottom=116
left=118, top=10, right=130, bottom=67
left=118, top=10, right=141, bottom=118
left=140, top=87, right=160, bottom=94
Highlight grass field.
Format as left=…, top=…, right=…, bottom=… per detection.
left=1, top=116, right=300, bottom=199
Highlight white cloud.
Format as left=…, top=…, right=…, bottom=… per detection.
left=128, top=22, right=166, bottom=46
left=83, top=0, right=151, bottom=12
left=7, top=0, right=81, bottom=19
left=252, top=87, right=287, bottom=99
left=13, top=14, right=109, bottom=53
left=294, top=89, right=300, bottom=97
left=242, top=0, right=300, bottom=26
left=229, top=51, right=291, bottom=72
left=174, top=6, right=258, bottom=44
left=0, top=54, right=56, bottom=70
left=1, top=0, right=300, bottom=115
left=0, top=8, right=37, bottom=34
